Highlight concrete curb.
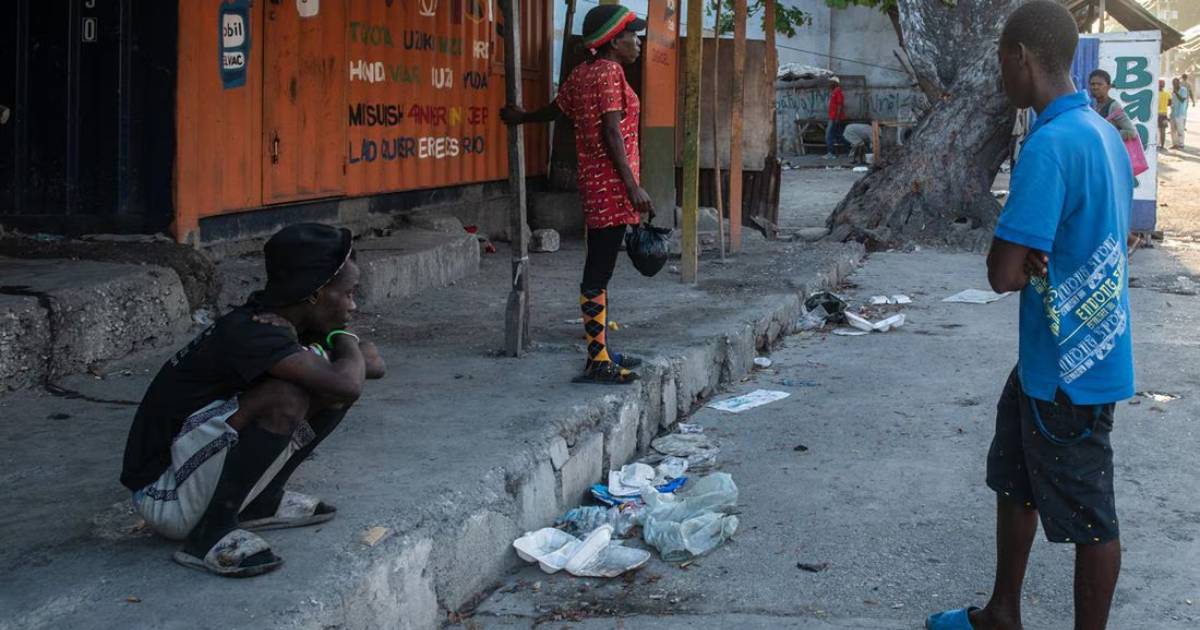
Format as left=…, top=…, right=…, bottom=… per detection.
left=303, top=243, right=865, bottom=629
left=0, top=258, right=190, bottom=391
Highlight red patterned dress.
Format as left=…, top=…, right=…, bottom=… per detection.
left=555, top=59, right=642, bottom=230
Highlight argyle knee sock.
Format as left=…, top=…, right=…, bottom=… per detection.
left=581, top=288, right=613, bottom=365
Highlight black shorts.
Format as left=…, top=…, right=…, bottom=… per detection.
left=986, top=367, right=1119, bottom=544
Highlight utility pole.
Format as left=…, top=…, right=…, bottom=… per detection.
left=502, top=0, right=530, bottom=356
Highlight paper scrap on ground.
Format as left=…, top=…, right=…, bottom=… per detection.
left=707, top=389, right=791, bottom=413
left=943, top=289, right=1011, bottom=304
left=833, top=328, right=869, bottom=336
left=360, top=526, right=394, bottom=547
left=1139, top=391, right=1180, bottom=403
left=869, top=295, right=914, bottom=306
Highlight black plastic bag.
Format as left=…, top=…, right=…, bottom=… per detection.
left=625, top=222, right=672, bottom=277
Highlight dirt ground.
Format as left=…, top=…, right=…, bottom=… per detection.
left=1154, top=109, right=1200, bottom=239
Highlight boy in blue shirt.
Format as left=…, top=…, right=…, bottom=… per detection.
left=926, top=2, right=1134, bottom=629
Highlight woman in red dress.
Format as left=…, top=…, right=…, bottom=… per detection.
left=502, top=5, right=651, bottom=385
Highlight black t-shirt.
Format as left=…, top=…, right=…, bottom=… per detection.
left=120, top=304, right=302, bottom=491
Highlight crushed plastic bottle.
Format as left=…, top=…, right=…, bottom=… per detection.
left=555, top=505, right=638, bottom=538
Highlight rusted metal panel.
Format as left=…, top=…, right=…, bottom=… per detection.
left=173, top=0, right=550, bottom=241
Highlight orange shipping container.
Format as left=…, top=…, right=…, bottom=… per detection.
left=174, top=0, right=550, bottom=243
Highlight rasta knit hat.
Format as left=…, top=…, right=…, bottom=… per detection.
left=258, top=223, right=353, bottom=307
left=581, top=5, right=647, bottom=51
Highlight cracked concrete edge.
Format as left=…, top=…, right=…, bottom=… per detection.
left=299, top=243, right=865, bottom=630
left=0, top=264, right=190, bottom=391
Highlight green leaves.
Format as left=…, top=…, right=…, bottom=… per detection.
left=824, top=0, right=898, bottom=12
left=705, top=1, right=812, bottom=38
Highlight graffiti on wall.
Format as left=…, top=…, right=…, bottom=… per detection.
left=776, top=86, right=925, bottom=122
left=343, top=0, right=522, bottom=194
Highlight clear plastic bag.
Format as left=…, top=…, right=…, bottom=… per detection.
left=638, top=473, right=740, bottom=561
left=640, top=473, right=738, bottom=524
left=642, top=512, right=739, bottom=562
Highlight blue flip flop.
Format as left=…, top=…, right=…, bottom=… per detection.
left=925, top=607, right=979, bottom=630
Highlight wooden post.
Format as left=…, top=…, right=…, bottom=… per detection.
left=729, top=0, right=747, bottom=253
left=1098, top=0, right=1106, bottom=33
left=680, top=0, right=704, bottom=283
left=764, top=0, right=777, bottom=110
left=502, top=0, right=530, bottom=356
left=711, top=0, right=725, bottom=261
left=559, top=0, right=577, bottom=86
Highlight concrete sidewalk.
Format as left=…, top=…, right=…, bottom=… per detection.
left=0, top=233, right=861, bottom=630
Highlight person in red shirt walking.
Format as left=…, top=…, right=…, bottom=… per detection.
left=502, top=5, right=650, bottom=385
left=824, top=76, right=846, bottom=159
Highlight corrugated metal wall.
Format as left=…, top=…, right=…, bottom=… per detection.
left=174, top=0, right=550, bottom=242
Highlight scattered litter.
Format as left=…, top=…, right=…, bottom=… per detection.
left=656, top=456, right=689, bottom=480
left=608, top=321, right=622, bottom=331
left=360, top=526, right=394, bottom=547
left=605, top=463, right=658, bottom=498
left=514, top=525, right=650, bottom=577
left=893, top=294, right=913, bottom=304
left=844, top=311, right=906, bottom=333
left=869, top=295, right=890, bottom=305
left=1138, top=391, right=1180, bottom=402
left=943, top=289, right=1011, bottom=304
left=707, top=389, right=791, bottom=413
left=125, top=596, right=142, bottom=604
left=640, top=474, right=740, bottom=562
left=793, top=444, right=809, bottom=452
left=753, top=357, right=773, bottom=369
left=852, top=166, right=869, bottom=173
left=797, top=561, right=830, bottom=573
left=651, top=433, right=719, bottom=472
left=677, top=423, right=705, bottom=435
left=564, top=317, right=584, bottom=324
left=799, top=292, right=848, bottom=330
left=592, top=478, right=687, bottom=507
left=556, top=505, right=639, bottom=538
left=992, top=189, right=1009, bottom=198
left=833, top=328, right=869, bottom=336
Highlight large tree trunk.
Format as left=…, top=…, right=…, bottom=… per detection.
left=827, top=0, right=1022, bottom=251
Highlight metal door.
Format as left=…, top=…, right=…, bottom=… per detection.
left=262, top=0, right=346, bottom=204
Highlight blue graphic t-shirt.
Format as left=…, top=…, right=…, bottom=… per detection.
left=996, top=91, right=1135, bottom=405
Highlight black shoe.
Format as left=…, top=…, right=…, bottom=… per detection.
left=587, top=352, right=642, bottom=371
left=573, top=360, right=640, bottom=385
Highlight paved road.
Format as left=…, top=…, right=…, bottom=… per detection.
left=458, top=246, right=1200, bottom=629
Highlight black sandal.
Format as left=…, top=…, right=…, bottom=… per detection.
left=573, top=360, right=640, bottom=385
